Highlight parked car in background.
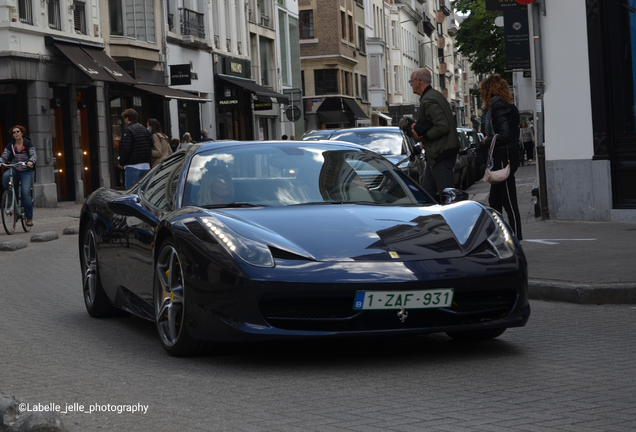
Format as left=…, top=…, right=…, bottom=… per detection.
left=300, top=129, right=336, bottom=141
left=327, top=126, right=426, bottom=185
left=454, top=129, right=477, bottom=190
left=460, top=128, right=485, bottom=179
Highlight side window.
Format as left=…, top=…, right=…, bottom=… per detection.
left=142, top=153, right=186, bottom=211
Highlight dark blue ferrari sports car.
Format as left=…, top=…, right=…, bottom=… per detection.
left=79, top=141, right=529, bottom=356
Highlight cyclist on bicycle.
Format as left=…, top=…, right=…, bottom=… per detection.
left=1, top=125, right=36, bottom=226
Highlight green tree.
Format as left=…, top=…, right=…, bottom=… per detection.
left=454, top=0, right=509, bottom=80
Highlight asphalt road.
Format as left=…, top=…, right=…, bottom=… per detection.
left=1, top=234, right=635, bottom=431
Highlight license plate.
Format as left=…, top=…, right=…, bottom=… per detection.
left=353, top=289, right=454, bottom=310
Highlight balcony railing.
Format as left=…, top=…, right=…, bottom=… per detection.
left=179, top=8, right=205, bottom=39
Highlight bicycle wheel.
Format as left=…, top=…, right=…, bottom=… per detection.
left=1, top=190, right=16, bottom=235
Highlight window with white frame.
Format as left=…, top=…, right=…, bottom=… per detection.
left=74, top=1, right=87, bottom=35
left=18, top=0, right=33, bottom=25
left=48, top=0, right=61, bottom=30
left=278, top=10, right=290, bottom=86
left=109, top=0, right=156, bottom=43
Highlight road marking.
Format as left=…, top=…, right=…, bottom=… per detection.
left=524, top=239, right=597, bottom=245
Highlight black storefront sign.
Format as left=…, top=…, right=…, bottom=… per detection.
left=223, top=57, right=250, bottom=78
left=170, top=64, right=191, bottom=86
left=504, top=8, right=531, bottom=70
left=254, top=102, right=272, bottom=110
left=486, top=0, right=524, bottom=11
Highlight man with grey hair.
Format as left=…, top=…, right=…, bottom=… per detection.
left=198, top=129, right=214, bottom=142
left=409, top=68, right=459, bottom=201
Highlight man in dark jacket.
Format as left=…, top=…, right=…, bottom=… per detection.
left=118, top=108, right=152, bottom=188
left=409, top=68, right=459, bottom=201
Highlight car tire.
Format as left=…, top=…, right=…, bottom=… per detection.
left=81, top=225, right=119, bottom=318
left=446, top=328, right=506, bottom=341
left=154, top=239, right=202, bottom=356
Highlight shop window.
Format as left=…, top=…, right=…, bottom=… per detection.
left=300, top=10, right=314, bottom=39
left=109, top=0, right=156, bottom=43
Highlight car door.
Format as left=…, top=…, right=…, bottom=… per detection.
left=115, top=153, right=187, bottom=306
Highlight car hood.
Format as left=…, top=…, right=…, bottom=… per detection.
left=205, top=201, right=492, bottom=262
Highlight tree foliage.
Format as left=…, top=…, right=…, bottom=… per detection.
left=453, top=0, right=509, bottom=80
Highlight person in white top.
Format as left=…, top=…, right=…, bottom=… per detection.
left=520, top=121, right=535, bottom=162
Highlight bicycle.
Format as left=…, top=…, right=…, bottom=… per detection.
left=1, top=162, right=33, bottom=235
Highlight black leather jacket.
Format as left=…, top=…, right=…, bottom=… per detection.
left=484, top=99, right=520, bottom=158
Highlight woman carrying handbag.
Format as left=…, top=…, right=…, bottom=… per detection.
left=480, top=74, right=523, bottom=240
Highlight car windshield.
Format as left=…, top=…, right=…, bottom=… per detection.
left=182, top=143, right=431, bottom=208
left=329, top=129, right=405, bottom=156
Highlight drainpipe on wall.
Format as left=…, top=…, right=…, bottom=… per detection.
left=531, top=0, right=549, bottom=220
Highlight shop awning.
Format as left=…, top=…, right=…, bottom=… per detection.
left=84, top=48, right=137, bottom=84
left=218, top=74, right=289, bottom=104
left=373, top=111, right=393, bottom=121
left=317, top=111, right=349, bottom=125
left=46, top=37, right=137, bottom=84
left=343, top=98, right=368, bottom=119
left=135, top=84, right=212, bottom=102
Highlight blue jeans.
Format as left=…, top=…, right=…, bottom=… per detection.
left=2, top=168, right=33, bottom=219
left=124, top=167, right=149, bottom=189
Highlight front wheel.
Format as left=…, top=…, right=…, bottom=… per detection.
left=154, top=239, right=202, bottom=356
left=1, top=190, right=16, bottom=235
left=446, top=328, right=506, bottom=341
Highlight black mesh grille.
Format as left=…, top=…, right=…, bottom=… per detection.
left=446, top=289, right=516, bottom=313
left=260, top=298, right=355, bottom=319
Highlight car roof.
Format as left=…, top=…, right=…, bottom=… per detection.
left=187, top=140, right=367, bottom=155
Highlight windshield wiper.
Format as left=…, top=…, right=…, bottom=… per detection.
left=202, top=202, right=264, bottom=209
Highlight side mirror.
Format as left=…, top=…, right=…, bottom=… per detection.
left=107, top=195, right=159, bottom=225
left=441, top=188, right=469, bottom=204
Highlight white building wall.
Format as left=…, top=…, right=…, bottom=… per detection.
left=541, top=0, right=593, bottom=161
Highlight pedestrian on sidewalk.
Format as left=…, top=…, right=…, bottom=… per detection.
left=520, top=121, right=535, bottom=163
left=147, top=118, right=173, bottom=168
left=409, top=68, right=459, bottom=201
left=118, top=109, right=152, bottom=189
left=0, top=125, right=36, bottom=226
left=480, top=74, right=523, bottom=240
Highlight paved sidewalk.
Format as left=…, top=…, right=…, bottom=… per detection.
left=2, top=167, right=635, bottom=304
left=468, top=162, right=636, bottom=304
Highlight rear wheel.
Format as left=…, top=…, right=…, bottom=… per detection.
left=446, top=328, right=506, bottom=341
left=154, top=239, right=201, bottom=356
left=1, top=190, right=16, bottom=235
left=81, top=226, right=118, bottom=317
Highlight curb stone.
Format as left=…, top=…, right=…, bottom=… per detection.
left=62, top=226, right=80, bottom=235
left=0, top=392, right=65, bottom=432
left=528, top=279, right=636, bottom=304
left=0, top=240, right=27, bottom=252
left=30, top=232, right=59, bottom=243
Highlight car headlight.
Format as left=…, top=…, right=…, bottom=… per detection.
left=487, top=212, right=515, bottom=259
left=199, top=216, right=275, bottom=268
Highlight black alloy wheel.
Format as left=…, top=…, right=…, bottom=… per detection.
left=154, top=239, right=202, bottom=356
left=1, top=190, right=16, bottom=235
left=81, top=225, right=118, bottom=317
